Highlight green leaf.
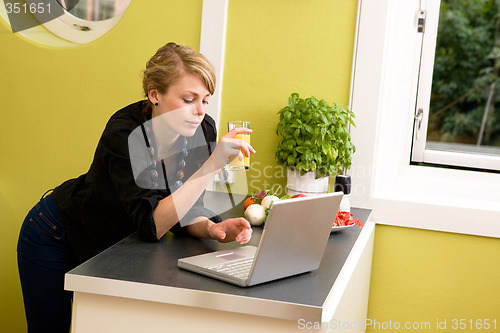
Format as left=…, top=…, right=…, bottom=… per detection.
left=296, top=146, right=307, bottom=154
left=288, top=93, right=299, bottom=107
left=275, top=93, right=356, bottom=176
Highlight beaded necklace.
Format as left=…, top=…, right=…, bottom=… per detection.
left=141, top=105, right=188, bottom=190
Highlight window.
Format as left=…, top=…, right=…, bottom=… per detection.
left=411, top=0, right=500, bottom=171
left=349, top=0, right=500, bottom=232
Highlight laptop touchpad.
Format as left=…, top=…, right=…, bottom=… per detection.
left=215, top=252, right=247, bottom=261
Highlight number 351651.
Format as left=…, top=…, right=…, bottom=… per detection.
left=451, top=319, right=497, bottom=330
left=5, top=2, right=51, bottom=14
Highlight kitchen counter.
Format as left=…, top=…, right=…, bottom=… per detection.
left=65, top=191, right=374, bottom=332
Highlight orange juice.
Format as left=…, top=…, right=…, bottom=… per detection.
left=228, top=133, right=250, bottom=170
left=227, top=121, right=251, bottom=171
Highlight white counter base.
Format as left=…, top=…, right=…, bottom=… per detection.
left=66, top=200, right=373, bottom=332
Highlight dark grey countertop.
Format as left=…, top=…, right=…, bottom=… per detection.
left=66, top=191, right=371, bottom=317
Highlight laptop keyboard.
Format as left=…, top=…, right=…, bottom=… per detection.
left=207, top=258, right=254, bottom=279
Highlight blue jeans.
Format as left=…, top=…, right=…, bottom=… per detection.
left=17, top=192, right=79, bottom=333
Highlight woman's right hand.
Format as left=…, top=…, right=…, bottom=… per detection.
left=209, top=127, right=255, bottom=172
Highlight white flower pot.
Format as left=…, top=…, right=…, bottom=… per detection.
left=286, top=169, right=328, bottom=195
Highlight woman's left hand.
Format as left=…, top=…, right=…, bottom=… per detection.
left=209, top=218, right=253, bottom=244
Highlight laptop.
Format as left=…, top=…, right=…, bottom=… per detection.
left=177, top=192, right=343, bottom=287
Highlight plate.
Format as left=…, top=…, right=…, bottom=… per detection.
left=331, top=224, right=356, bottom=233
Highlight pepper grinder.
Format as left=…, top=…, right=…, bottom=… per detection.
left=334, top=175, right=351, bottom=212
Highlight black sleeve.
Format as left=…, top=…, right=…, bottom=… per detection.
left=98, top=117, right=165, bottom=242
left=97, top=113, right=221, bottom=241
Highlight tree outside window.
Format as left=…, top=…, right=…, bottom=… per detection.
left=428, top=0, right=500, bottom=151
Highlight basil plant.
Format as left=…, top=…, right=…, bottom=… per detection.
left=275, top=93, right=356, bottom=178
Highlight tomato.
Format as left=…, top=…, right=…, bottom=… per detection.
left=243, top=197, right=256, bottom=211
left=291, top=194, right=307, bottom=198
left=332, top=210, right=363, bottom=228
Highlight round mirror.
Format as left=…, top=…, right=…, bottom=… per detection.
left=57, top=0, right=131, bottom=22
left=19, top=0, right=132, bottom=44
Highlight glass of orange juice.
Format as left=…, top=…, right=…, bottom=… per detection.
left=227, top=121, right=251, bottom=171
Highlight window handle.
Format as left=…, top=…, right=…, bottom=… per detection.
left=414, top=108, right=424, bottom=140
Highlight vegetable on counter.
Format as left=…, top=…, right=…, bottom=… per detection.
left=261, top=195, right=280, bottom=210
left=244, top=204, right=266, bottom=226
left=242, top=190, right=362, bottom=229
left=242, top=190, right=303, bottom=226
left=333, top=211, right=362, bottom=228
left=243, top=197, right=256, bottom=211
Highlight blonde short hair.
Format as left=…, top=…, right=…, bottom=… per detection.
left=142, top=42, right=216, bottom=100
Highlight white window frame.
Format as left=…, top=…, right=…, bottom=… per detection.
left=199, top=0, right=228, bottom=133
left=200, top=0, right=228, bottom=191
left=411, top=0, right=500, bottom=171
left=349, top=0, right=500, bottom=237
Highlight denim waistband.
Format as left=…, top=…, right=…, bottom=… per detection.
left=35, top=192, right=65, bottom=232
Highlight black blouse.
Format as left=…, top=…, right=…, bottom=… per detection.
left=53, top=101, right=221, bottom=263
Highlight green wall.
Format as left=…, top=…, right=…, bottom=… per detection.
left=367, top=225, right=500, bottom=332
left=0, top=1, right=204, bottom=330
left=0, top=0, right=358, bottom=330
left=221, top=0, right=357, bottom=195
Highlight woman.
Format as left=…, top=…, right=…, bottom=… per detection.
left=17, top=42, right=254, bottom=333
